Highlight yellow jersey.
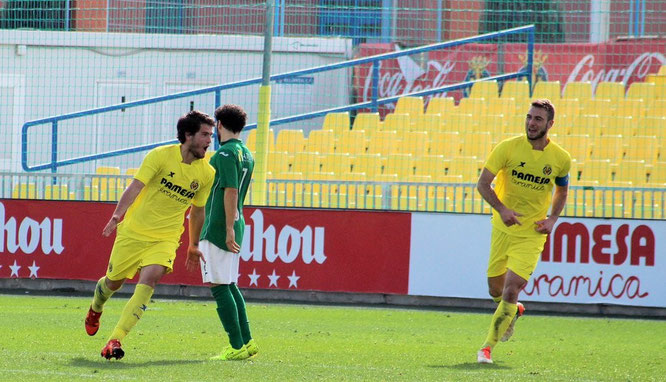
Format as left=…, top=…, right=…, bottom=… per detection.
left=484, top=135, right=571, bottom=237
left=118, top=144, right=214, bottom=242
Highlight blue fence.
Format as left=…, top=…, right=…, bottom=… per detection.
left=21, top=24, right=535, bottom=173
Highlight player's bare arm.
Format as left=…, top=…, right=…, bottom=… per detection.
left=224, top=187, right=240, bottom=253
left=535, top=184, right=568, bottom=234
left=477, top=168, right=522, bottom=227
left=185, top=205, right=206, bottom=272
left=102, top=179, right=145, bottom=237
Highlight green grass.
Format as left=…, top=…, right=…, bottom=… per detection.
left=0, top=294, right=663, bottom=381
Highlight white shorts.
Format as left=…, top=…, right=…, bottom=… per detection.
left=199, top=240, right=240, bottom=285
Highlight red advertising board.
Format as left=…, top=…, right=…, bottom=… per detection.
left=0, top=200, right=411, bottom=295
left=354, top=39, right=666, bottom=116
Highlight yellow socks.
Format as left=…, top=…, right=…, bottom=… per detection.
left=109, top=284, right=154, bottom=341
left=91, top=277, right=116, bottom=313
left=491, top=295, right=502, bottom=304
left=482, top=300, right=517, bottom=348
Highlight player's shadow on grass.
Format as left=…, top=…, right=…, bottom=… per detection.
left=69, top=357, right=204, bottom=368
left=430, top=362, right=512, bottom=370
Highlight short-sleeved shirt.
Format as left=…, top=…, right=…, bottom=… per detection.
left=200, top=138, right=254, bottom=251
left=484, top=135, right=571, bottom=237
left=118, top=144, right=215, bottom=242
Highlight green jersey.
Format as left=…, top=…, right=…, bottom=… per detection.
left=200, top=138, right=254, bottom=251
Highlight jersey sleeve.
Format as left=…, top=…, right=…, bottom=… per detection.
left=192, top=165, right=214, bottom=207
left=483, top=140, right=509, bottom=175
left=555, top=151, right=572, bottom=186
left=134, top=148, right=163, bottom=185
left=216, top=148, right=241, bottom=189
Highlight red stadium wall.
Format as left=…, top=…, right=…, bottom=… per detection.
left=353, top=38, right=666, bottom=116
left=1, top=199, right=664, bottom=308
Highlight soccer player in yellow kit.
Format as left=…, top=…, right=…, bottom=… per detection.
left=84, top=110, right=215, bottom=360
left=476, top=99, right=571, bottom=364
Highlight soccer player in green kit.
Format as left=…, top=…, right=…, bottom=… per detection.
left=186, top=104, right=257, bottom=360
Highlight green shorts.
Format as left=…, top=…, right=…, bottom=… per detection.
left=106, top=233, right=179, bottom=281
left=487, top=227, right=547, bottom=281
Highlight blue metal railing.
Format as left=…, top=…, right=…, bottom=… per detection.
left=21, top=25, right=535, bottom=172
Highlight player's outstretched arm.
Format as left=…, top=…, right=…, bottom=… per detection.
left=477, top=168, right=522, bottom=226
left=185, top=205, right=206, bottom=272
left=102, top=179, right=145, bottom=237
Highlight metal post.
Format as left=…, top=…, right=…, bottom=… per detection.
left=51, top=121, right=58, bottom=180
left=526, top=29, right=534, bottom=98
left=371, top=61, right=379, bottom=113
left=214, top=90, right=221, bottom=150
left=252, top=0, right=275, bottom=206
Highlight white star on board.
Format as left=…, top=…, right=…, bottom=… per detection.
left=287, top=270, right=300, bottom=288
left=267, top=270, right=280, bottom=288
left=28, top=261, right=40, bottom=278
left=248, top=269, right=260, bottom=287
left=9, top=260, right=21, bottom=277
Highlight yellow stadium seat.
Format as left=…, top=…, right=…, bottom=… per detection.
left=554, top=98, right=581, bottom=118
left=244, top=128, right=274, bottom=152
left=382, top=113, right=411, bottom=133
left=44, top=184, right=70, bottom=200
left=487, top=97, right=517, bottom=116
left=426, top=96, right=456, bottom=115
left=457, top=97, right=487, bottom=115
left=267, top=151, right=291, bottom=174
left=351, top=154, right=383, bottom=179
left=366, top=130, right=399, bottom=156
left=554, top=134, right=590, bottom=163
left=589, top=135, right=624, bottom=162
left=533, top=81, right=561, bottom=101
left=395, top=96, right=424, bottom=117
left=648, top=163, right=666, bottom=185
left=319, top=153, right=352, bottom=177
left=613, top=160, right=647, bottom=185
left=659, top=66, right=666, bottom=75
left=269, top=172, right=304, bottom=207
left=413, top=155, right=448, bottom=180
left=335, top=130, right=367, bottom=155
left=502, top=80, right=530, bottom=100
left=570, top=115, right=602, bottom=137
left=275, top=129, right=305, bottom=153
left=447, top=156, right=481, bottom=182
left=322, top=112, right=350, bottom=135
left=93, top=166, right=121, bottom=201
left=626, top=82, right=656, bottom=102
left=563, top=82, right=592, bottom=101
left=12, top=183, right=37, bottom=199
left=396, top=131, right=429, bottom=156
left=305, top=129, right=335, bottom=154
left=624, top=135, right=658, bottom=163
left=460, top=132, right=492, bottom=158
left=470, top=80, right=499, bottom=99
left=603, top=116, right=635, bottom=137
left=429, top=131, right=461, bottom=158
left=84, top=186, right=100, bottom=201
left=579, top=159, right=613, bottom=184
left=442, top=113, right=473, bottom=133
left=653, top=100, right=666, bottom=117
left=352, top=113, right=380, bottom=134
left=595, top=82, right=625, bottom=100
left=583, top=99, right=613, bottom=116
left=291, top=152, right=322, bottom=176
left=384, top=154, right=414, bottom=178
left=476, top=114, right=506, bottom=143
left=615, top=99, right=645, bottom=118
left=411, top=114, right=442, bottom=133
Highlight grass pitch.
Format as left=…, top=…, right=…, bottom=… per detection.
left=0, top=294, right=663, bottom=381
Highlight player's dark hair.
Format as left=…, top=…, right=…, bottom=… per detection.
left=531, top=99, right=555, bottom=122
left=177, top=110, right=215, bottom=143
left=215, top=104, right=247, bottom=134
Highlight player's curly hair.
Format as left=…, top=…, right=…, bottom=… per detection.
left=531, top=99, right=555, bottom=122
left=215, top=104, right=247, bottom=134
left=176, top=110, right=215, bottom=143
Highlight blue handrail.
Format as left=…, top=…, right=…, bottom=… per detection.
left=21, top=25, right=534, bottom=172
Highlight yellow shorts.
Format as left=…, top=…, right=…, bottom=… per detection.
left=106, top=233, right=179, bottom=281
left=487, top=227, right=547, bottom=281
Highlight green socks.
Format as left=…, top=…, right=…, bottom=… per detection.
left=229, top=283, right=253, bottom=344
left=109, top=283, right=154, bottom=341
left=91, top=277, right=117, bottom=313
left=211, top=284, right=244, bottom=349
left=482, top=300, right=517, bottom=349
